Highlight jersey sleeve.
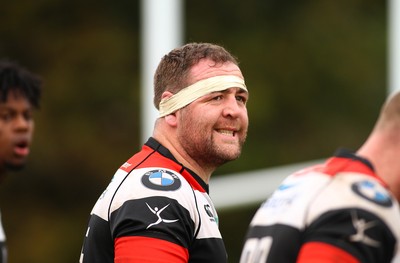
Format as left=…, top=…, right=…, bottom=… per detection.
left=301, top=208, right=396, bottom=263
left=115, top=236, right=188, bottom=263
left=110, top=196, right=196, bottom=262
left=297, top=242, right=359, bottom=263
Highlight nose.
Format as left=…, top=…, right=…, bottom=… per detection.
left=222, top=95, right=243, bottom=118
left=13, top=114, right=31, bottom=131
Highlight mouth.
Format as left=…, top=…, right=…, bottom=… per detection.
left=13, top=140, right=30, bottom=157
left=217, top=129, right=236, bottom=137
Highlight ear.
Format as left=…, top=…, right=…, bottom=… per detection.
left=161, top=91, right=174, bottom=100
left=164, top=113, right=178, bottom=127
left=161, top=91, right=178, bottom=127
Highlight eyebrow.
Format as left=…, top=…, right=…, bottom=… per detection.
left=211, top=87, right=248, bottom=94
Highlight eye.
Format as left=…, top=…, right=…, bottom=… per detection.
left=23, top=111, right=33, bottom=121
left=236, top=95, right=247, bottom=104
left=212, top=95, right=223, bottom=101
left=0, top=111, right=12, bottom=122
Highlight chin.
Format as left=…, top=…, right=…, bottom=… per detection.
left=224, top=145, right=241, bottom=157
left=5, top=162, right=27, bottom=172
left=219, top=150, right=241, bottom=162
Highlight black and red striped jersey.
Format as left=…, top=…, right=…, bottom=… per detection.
left=79, top=138, right=227, bottom=263
left=240, top=149, right=400, bottom=263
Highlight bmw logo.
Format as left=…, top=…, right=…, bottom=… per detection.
left=142, top=169, right=181, bottom=191
left=351, top=180, right=393, bottom=207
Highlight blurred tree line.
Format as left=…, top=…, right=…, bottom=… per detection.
left=0, top=0, right=387, bottom=262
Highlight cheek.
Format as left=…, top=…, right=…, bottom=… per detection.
left=180, top=115, right=210, bottom=138
left=181, top=104, right=219, bottom=130
left=241, top=109, right=249, bottom=124
left=244, top=115, right=249, bottom=127
left=0, top=131, right=7, bottom=147
left=0, top=126, right=7, bottom=137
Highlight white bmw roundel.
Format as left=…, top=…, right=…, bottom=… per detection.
left=142, top=169, right=181, bottom=191
left=149, top=171, right=175, bottom=186
left=351, top=180, right=392, bottom=207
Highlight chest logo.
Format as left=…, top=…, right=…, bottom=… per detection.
left=204, top=204, right=218, bottom=223
left=146, top=203, right=179, bottom=229
left=349, top=211, right=380, bottom=247
left=351, top=180, right=392, bottom=207
left=142, top=169, right=181, bottom=191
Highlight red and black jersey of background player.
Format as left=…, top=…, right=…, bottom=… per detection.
left=240, top=149, right=400, bottom=263
left=79, top=137, right=227, bottom=263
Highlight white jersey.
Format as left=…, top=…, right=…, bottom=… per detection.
left=240, top=150, right=400, bottom=263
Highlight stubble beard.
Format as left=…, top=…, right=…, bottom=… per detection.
left=178, top=124, right=246, bottom=169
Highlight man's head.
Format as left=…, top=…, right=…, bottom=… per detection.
left=153, top=43, right=248, bottom=179
left=153, top=42, right=241, bottom=110
left=0, top=59, right=42, bottom=175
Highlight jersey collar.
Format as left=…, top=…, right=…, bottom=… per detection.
left=145, top=137, right=210, bottom=193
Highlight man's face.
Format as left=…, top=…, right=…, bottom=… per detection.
left=0, top=91, right=35, bottom=172
left=176, top=59, right=249, bottom=167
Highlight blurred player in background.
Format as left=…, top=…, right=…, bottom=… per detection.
left=240, top=92, right=400, bottom=263
left=0, top=59, right=42, bottom=263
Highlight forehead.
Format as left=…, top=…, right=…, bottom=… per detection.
left=189, top=58, right=244, bottom=84
left=0, top=91, right=32, bottom=109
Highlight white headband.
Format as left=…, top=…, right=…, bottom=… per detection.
left=158, top=75, right=247, bottom=117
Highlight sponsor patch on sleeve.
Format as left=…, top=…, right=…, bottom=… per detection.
left=351, top=180, right=393, bottom=207
left=141, top=169, right=181, bottom=191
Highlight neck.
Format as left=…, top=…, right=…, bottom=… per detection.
left=357, top=135, right=400, bottom=202
left=152, top=133, right=214, bottom=184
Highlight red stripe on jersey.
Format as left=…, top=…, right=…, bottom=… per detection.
left=179, top=169, right=206, bottom=193
left=119, top=145, right=156, bottom=173
left=119, top=144, right=206, bottom=193
left=293, top=157, right=387, bottom=187
left=115, top=236, right=189, bottom=263
left=322, top=157, right=387, bottom=186
left=322, top=157, right=375, bottom=177
left=297, top=242, right=359, bottom=263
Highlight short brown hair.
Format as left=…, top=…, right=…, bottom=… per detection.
left=153, top=42, right=239, bottom=109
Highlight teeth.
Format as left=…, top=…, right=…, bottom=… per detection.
left=219, top=130, right=234, bottom=136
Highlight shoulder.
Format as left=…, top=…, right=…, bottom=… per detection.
left=107, top=167, right=195, bottom=212
left=309, top=173, right=397, bottom=214
left=89, top=166, right=197, bottom=221
left=308, top=173, right=400, bottom=235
